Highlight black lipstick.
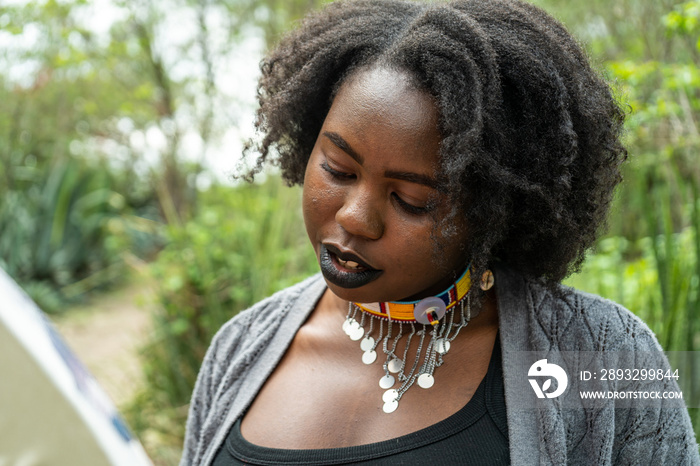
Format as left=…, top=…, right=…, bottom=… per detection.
left=319, top=244, right=383, bottom=289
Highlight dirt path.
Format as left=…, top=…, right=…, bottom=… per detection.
left=51, top=281, right=154, bottom=409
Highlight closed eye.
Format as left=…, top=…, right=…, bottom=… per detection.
left=320, top=161, right=355, bottom=180
left=321, top=160, right=431, bottom=215
left=391, top=193, right=432, bottom=215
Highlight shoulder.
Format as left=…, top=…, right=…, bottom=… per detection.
left=496, top=264, right=661, bottom=352
left=531, top=279, right=661, bottom=352
left=180, top=274, right=326, bottom=466
left=495, top=266, right=700, bottom=464
left=205, top=273, right=326, bottom=366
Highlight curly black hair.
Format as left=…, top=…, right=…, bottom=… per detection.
left=245, top=0, right=627, bottom=283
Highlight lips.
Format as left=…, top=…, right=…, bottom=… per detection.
left=319, top=244, right=383, bottom=289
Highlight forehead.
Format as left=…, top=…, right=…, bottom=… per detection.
left=324, top=67, right=442, bottom=169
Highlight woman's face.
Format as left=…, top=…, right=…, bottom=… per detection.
left=303, top=66, right=470, bottom=304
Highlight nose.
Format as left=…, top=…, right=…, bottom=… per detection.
left=335, top=186, right=384, bottom=240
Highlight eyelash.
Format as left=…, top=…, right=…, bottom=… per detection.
left=320, top=161, right=354, bottom=180
left=320, top=161, right=432, bottom=216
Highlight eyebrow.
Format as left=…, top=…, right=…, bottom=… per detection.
left=322, top=131, right=439, bottom=189
left=323, top=131, right=364, bottom=164
left=384, top=170, right=439, bottom=189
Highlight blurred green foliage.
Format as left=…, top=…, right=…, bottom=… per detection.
left=0, top=157, right=128, bottom=312
left=3, top=0, right=700, bottom=461
left=559, top=0, right=700, bottom=428
left=573, top=0, right=700, bottom=351
left=0, top=0, right=168, bottom=309
left=1, top=0, right=332, bottom=309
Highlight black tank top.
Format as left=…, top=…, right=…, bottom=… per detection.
left=213, top=337, right=509, bottom=465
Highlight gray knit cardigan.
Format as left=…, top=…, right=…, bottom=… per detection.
left=180, top=266, right=699, bottom=465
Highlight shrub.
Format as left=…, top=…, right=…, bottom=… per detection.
left=0, top=158, right=130, bottom=312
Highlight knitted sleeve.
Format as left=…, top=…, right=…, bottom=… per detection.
left=607, top=312, right=699, bottom=465
left=526, top=281, right=699, bottom=465
left=179, top=313, right=249, bottom=466
left=178, top=287, right=287, bottom=466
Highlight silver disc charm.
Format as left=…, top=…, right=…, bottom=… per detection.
left=346, top=319, right=360, bottom=334
left=362, top=350, right=377, bottom=365
left=435, top=338, right=451, bottom=354
left=349, top=325, right=365, bottom=341
left=387, top=358, right=402, bottom=373
left=417, top=373, right=435, bottom=389
left=379, top=374, right=395, bottom=389
left=360, top=336, right=375, bottom=352
left=383, top=389, right=399, bottom=403
left=342, top=318, right=353, bottom=335
left=383, top=399, right=399, bottom=414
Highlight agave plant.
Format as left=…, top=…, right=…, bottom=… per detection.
left=0, top=157, right=126, bottom=312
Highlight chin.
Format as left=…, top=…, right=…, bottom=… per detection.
left=322, top=280, right=382, bottom=304
left=324, top=279, right=417, bottom=305
left=324, top=281, right=368, bottom=303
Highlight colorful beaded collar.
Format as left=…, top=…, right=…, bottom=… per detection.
left=352, top=266, right=471, bottom=325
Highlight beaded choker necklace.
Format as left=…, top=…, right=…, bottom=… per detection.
left=341, top=267, right=475, bottom=413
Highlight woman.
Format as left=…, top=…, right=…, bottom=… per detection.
left=182, top=0, right=699, bottom=464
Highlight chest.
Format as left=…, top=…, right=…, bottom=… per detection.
left=239, top=319, right=498, bottom=449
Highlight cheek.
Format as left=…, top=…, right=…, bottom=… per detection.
left=394, top=222, right=468, bottom=273
left=302, top=177, right=321, bottom=239
left=432, top=224, right=470, bottom=271
left=302, top=163, right=342, bottom=239
left=387, top=225, right=437, bottom=268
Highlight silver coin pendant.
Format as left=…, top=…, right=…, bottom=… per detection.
left=349, top=326, right=365, bottom=341
left=379, top=374, right=395, bottom=389
left=435, top=338, right=451, bottom=354
left=383, top=400, right=398, bottom=414
left=382, top=389, right=399, bottom=403
left=360, top=336, right=375, bottom=352
left=417, top=373, right=435, bottom=389
left=387, top=358, right=403, bottom=373
left=362, top=350, right=377, bottom=365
